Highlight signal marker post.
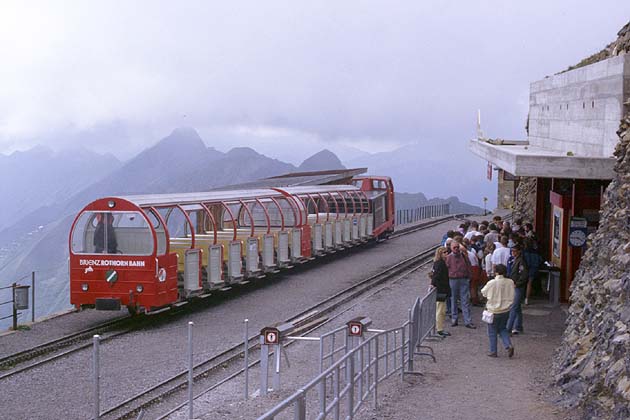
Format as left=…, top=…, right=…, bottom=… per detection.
left=260, top=324, right=293, bottom=396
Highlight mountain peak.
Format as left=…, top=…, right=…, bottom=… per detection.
left=226, top=147, right=260, bottom=159
left=150, top=127, right=206, bottom=153
left=299, top=149, right=345, bottom=171
left=169, top=126, right=203, bottom=141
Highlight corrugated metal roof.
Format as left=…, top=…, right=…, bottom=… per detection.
left=119, top=189, right=285, bottom=207
left=117, top=169, right=368, bottom=207
left=212, top=168, right=367, bottom=190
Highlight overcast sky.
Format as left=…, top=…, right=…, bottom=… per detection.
left=0, top=1, right=629, bottom=165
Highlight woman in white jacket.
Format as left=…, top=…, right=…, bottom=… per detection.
left=480, top=264, right=515, bottom=358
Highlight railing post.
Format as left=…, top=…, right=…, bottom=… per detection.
left=294, top=391, right=306, bottom=420
left=407, top=309, right=414, bottom=372
left=273, top=344, right=281, bottom=391
left=244, top=319, right=249, bottom=400
left=401, top=325, right=406, bottom=380
left=333, top=367, right=340, bottom=420
left=31, top=272, right=35, bottom=323
left=374, top=336, right=379, bottom=409
left=347, top=355, right=355, bottom=419
left=12, top=283, right=17, bottom=331
left=358, top=342, right=364, bottom=402
left=318, top=377, right=326, bottom=416
left=384, top=333, right=389, bottom=376
left=319, top=335, right=324, bottom=373
left=188, top=321, right=194, bottom=420
left=93, top=335, right=101, bottom=420
left=261, top=337, right=269, bottom=396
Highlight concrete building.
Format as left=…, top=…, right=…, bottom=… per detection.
left=470, top=53, right=630, bottom=301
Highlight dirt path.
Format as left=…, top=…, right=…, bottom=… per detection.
left=357, top=281, right=578, bottom=420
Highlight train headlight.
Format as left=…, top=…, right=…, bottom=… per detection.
left=158, top=268, right=167, bottom=282
left=81, top=283, right=89, bottom=292
left=136, top=284, right=144, bottom=293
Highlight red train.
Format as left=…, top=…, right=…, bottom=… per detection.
left=69, top=176, right=395, bottom=314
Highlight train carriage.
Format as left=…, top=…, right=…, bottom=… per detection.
left=69, top=177, right=395, bottom=314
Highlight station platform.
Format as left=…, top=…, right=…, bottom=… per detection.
left=355, top=285, right=574, bottom=420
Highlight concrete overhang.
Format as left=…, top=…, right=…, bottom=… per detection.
left=469, top=138, right=615, bottom=180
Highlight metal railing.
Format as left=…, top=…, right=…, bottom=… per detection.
left=1, top=272, right=37, bottom=331
left=257, top=288, right=438, bottom=420
left=396, top=204, right=450, bottom=225
left=0, top=281, right=31, bottom=330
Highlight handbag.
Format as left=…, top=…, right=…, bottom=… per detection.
left=482, top=310, right=494, bottom=324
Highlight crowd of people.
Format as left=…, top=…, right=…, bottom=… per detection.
left=429, top=215, right=544, bottom=358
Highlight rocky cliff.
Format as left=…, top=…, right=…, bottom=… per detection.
left=553, top=114, right=630, bottom=419
left=562, top=21, right=630, bottom=72
left=513, top=177, right=537, bottom=222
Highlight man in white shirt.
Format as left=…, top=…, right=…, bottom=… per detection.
left=491, top=236, right=511, bottom=273
left=464, top=221, right=480, bottom=241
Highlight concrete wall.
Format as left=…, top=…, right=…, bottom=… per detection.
left=528, top=54, right=630, bottom=157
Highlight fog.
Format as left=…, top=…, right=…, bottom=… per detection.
left=1, top=1, right=628, bottom=165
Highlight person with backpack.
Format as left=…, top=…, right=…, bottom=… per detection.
left=430, top=246, right=451, bottom=337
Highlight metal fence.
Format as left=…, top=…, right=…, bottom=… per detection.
left=396, top=204, right=450, bottom=225
left=86, top=289, right=438, bottom=420
left=0, top=280, right=32, bottom=330
left=257, top=288, right=438, bottom=420
left=1, top=272, right=37, bottom=331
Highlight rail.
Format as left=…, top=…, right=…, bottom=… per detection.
left=396, top=203, right=450, bottom=225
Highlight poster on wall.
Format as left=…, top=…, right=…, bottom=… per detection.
left=553, top=208, right=562, bottom=258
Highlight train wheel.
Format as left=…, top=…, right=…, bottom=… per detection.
left=127, top=305, right=138, bottom=316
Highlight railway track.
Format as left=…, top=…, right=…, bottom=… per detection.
left=0, top=214, right=461, bottom=380
left=0, top=316, right=132, bottom=377
left=104, top=243, right=440, bottom=420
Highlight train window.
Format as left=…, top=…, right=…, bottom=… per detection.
left=223, top=203, right=240, bottom=229
left=243, top=201, right=270, bottom=227
left=71, top=211, right=154, bottom=255
left=266, top=198, right=296, bottom=227
left=163, top=207, right=188, bottom=238
left=143, top=209, right=167, bottom=255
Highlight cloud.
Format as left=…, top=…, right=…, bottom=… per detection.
left=0, top=0, right=628, bottom=160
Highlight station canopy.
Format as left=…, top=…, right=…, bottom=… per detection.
left=469, top=138, right=615, bottom=180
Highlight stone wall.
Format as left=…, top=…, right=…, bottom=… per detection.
left=497, top=170, right=516, bottom=209
left=513, top=176, right=536, bottom=222
left=553, top=114, right=630, bottom=419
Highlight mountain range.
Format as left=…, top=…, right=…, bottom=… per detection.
left=0, top=127, right=484, bottom=326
